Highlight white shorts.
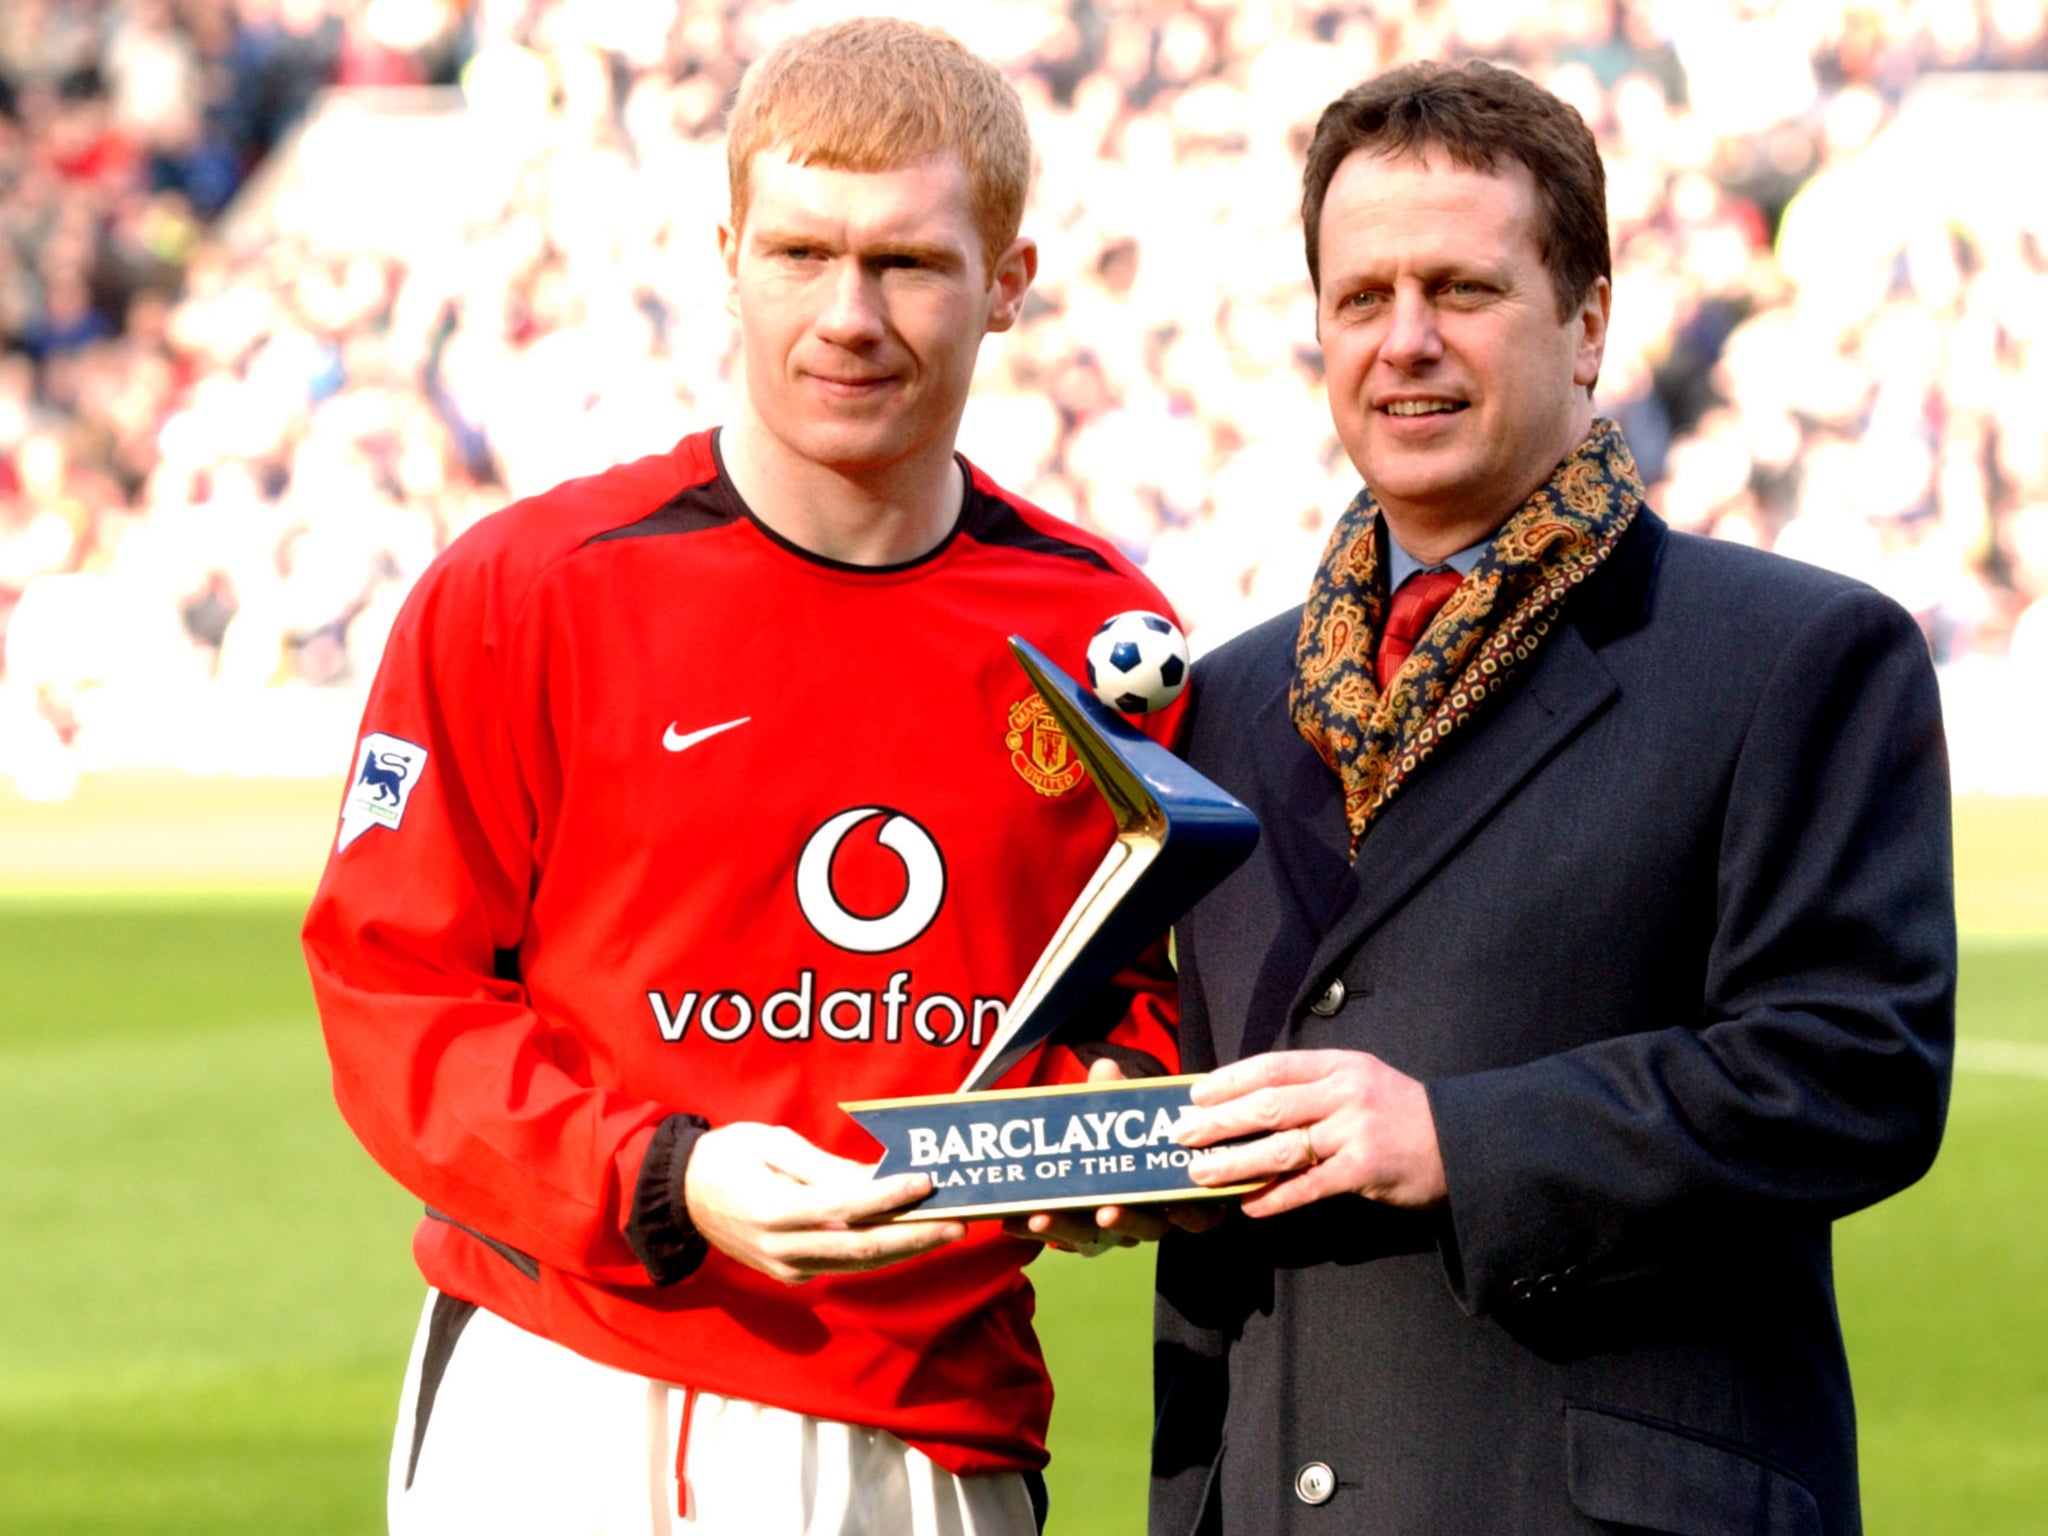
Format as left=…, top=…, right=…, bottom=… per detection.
left=388, top=1290, right=1042, bottom=1536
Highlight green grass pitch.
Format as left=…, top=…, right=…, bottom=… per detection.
left=3, top=800, right=2044, bottom=1534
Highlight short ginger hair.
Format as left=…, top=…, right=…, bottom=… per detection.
left=726, top=17, right=1032, bottom=275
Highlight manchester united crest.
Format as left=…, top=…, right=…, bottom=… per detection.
left=1006, top=692, right=1088, bottom=796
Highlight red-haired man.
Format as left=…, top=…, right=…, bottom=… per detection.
left=307, top=20, right=1178, bottom=1535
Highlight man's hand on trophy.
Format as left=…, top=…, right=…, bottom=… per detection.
left=1001, top=1059, right=1227, bottom=1254
left=1002, top=1206, right=1140, bottom=1257
left=1001, top=1199, right=1225, bottom=1256
left=1172, top=1048, right=1447, bottom=1215
left=684, top=1122, right=966, bottom=1284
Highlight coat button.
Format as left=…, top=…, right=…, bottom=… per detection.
left=1294, top=1462, right=1337, bottom=1505
left=1308, top=978, right=1347, bottom=1017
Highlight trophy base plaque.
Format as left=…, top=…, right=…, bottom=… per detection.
left=844, top=1075, right=1258, bottom=1222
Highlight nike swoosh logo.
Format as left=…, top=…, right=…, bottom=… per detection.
left=663, top=717, right=751, bottom=753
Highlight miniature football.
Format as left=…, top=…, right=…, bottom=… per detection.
left=1085, top=610, right=1189, bottom=714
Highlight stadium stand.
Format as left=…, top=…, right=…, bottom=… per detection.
left=1, top=0, right=2045, bottom=798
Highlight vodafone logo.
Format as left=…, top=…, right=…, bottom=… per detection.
left=795, top=808, right=946, bottom=954
left=645, top=807, right=996, bottom=1048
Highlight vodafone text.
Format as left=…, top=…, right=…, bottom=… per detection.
left=646, top=970, right=1005, bottom=1047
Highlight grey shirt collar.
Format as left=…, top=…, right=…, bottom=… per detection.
left=1386, top=531, right=1488, bottom=593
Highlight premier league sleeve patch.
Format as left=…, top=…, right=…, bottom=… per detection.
left=338, top=732, right=430, bottom=852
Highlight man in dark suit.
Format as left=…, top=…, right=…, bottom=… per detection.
left=1151, top=60, right=1954, bottom=1536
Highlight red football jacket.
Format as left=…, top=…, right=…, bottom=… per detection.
left=304, top=431, right=1183, bottom=1474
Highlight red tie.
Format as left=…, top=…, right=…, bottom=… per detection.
left=1376, top=567, right=1464, bottom=689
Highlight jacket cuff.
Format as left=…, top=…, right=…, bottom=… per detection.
left=1428, top=1072, right=1582, bottom=1316
left=626, top=1112, right=713, bottom=1286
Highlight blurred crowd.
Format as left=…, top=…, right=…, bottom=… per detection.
left=3, top=0, right=2047, bottom=796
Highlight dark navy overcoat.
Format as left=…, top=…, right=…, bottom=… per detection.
left=1152, top=511, right=1956, bottom=1536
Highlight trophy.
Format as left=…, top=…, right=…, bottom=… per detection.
left=843, top=634, right=1261, bottom=1220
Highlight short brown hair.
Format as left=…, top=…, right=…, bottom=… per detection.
left=726, top=17, right=1031, bottom=275
left=1301, top=59, right=1609, bottom=320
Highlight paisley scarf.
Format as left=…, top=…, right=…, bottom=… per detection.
left=1290, top=418, right=1644, bottom=848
